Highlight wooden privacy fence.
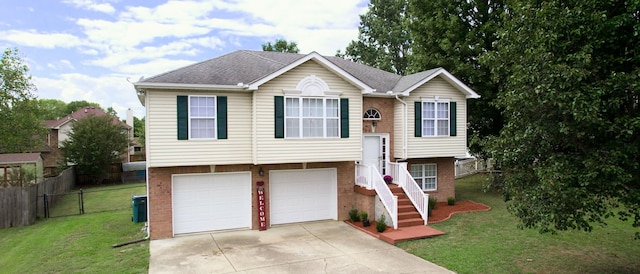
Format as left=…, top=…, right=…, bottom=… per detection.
left=0, top=167, right=75, bottom=229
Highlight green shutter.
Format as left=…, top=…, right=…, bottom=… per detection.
left=217, top=96, right=227, bottom=139
left=340, top=98, right=349, bottom=138
left=177, top=96, right=188, bottom=140
left=274, top=96, right=284, bottom=138
left=449, top=102, right=457, bottom=136
left=414, top=102, right=422, bottom=137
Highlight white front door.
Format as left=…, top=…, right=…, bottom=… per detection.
left=362, top=134, right=389, bottom=174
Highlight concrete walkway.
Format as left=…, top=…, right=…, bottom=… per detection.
left=149, top=221, right=453, bottom=273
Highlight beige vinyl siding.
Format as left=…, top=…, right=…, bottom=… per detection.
left=146, top=90, right=253, bottom=167
left=254, top=60, right=362, bottom=164
left=404, top=76, right=468, bottom=158
left=393, top=100, right=406, bottom=159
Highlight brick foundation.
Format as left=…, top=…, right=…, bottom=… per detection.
left=147, top=161, right=355, bottom=239
left=406, top=158, right=455, bottom=202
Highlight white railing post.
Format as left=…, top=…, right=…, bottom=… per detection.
left=392, top=195, right=398, bottom=229
left=423, top=193, right=429, bottom=225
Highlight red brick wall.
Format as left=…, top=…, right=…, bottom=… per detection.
left=147, top=161, right=355, bottom=239
left=406, top=158, right=455, bottom=202
left=363, top=97, right=395, bottom=157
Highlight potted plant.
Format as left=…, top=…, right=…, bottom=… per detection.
left=383, top=175, right=393, bottom=184
left=360, top=211, right=370, bottom=227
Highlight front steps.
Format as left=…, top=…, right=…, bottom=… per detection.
left=388, top=184, right=425, bottom=227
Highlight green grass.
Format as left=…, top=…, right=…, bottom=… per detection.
left=398, top=174, right=640, bottom=274
left=0, top=183, right=148, bottom=273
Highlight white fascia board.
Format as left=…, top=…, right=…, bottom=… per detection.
left=133, top=82, right=251, bottom=106
left=247, top=52, right=375, bottom=93
left=401, top=68, right=481, bottom=99
left=133, top=82, right=251, bottom=91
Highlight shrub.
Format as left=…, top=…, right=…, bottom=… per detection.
left=348, top=208, right=360, bottom=222
left=428, top=197, right=438, bottom=216
left=447, top=196, right=456, bottom=206
left=359, top=211, right=368, bottom=221
left=376, top=214, right=387, bottom=232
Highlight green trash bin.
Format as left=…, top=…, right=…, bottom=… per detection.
left=132, top=195, right=147, bottom=223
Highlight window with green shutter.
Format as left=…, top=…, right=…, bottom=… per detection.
left=176, top=95, right=227, bottom=140
left=415, top=100, right=456, bottom=137
left=275, top=96, right=348, bottom=139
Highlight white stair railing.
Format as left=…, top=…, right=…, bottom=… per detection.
left=355, top=163, right=398, bottom=229
left=388, top=162, right=429, bottom=225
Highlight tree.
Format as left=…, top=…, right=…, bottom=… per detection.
left=338, top=0, right=411, bottom=75
left=106, top=107, right=118, bottom=117
left=0, top=48, right=47, bottom=153
left=37, top=98, right=68, bottom=120
left=408, top=0, right=506, bottom=158
left=485, top=0, right=639, bottom=237
left=64, top=100, right=101, bottom=115
left=61, top=115, right=129, bottom=184
left=133, top=116, right=145, bottom=148
left=262, top=39, right=300, bottom=53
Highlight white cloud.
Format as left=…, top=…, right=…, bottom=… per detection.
left=46, top=59, right=75, bottom=70
left=0, top=30, right=83, bottom=49
left=62, top=0, right=116, bottom=14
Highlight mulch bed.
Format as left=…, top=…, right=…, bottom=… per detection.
left=427, top=200, right=492, bottom=224
left=347, top=200, right=491, bottom=235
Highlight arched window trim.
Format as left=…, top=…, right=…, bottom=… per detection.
left=363, top=108, right=381, bottom=120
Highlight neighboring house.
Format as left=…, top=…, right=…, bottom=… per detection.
left=133, top=50, right=479, bottom=239
left=41, top=107, right=133, bottom=177
left=0, top=153, right=43, bottom=187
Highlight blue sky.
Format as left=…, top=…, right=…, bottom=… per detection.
left=0, top=0, right=368, bottom=119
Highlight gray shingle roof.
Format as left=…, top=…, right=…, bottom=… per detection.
left=138, top=50, right=476, bottom=98
left=141, top=50, right=410, bottom=92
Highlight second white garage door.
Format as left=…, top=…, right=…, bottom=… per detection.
left=172, top=172, right=251, bottom=235
left=269, top=168, right=337, bottom=225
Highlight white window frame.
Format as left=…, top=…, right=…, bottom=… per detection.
left=284, top=96, right=340, bottom=138
left=188, top=95, right=217, bottom=140
left=410, top=163, right=437, bottom=191
left=422, top=100, right=450, bottom=137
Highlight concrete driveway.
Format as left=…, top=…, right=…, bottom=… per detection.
left=149, top=221, right=452, bottom=273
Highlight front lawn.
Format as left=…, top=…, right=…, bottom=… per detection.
left=0, top=183, right=148, bottom=273
left=398, top=174, right=640, bottom=273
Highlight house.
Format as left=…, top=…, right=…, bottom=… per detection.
left=0, top=153, right=43, bottom=187
left=133, top=50, right=479, bottom=239
left=41, top=107, right=133, bottom=177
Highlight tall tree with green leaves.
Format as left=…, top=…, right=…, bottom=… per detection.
left=61, top=115, right=129, bottom=184
left=408, top=0, right=506, bottom=158
left=262, top=39, right=300, bottom=53
left=485, top=0, right=639, bottom=237
left=64, top=100, right=101, bottom=115
left=0, top=48, right=47, bottom=153
left=339, top=0, right=411, bottom=75
left=133, top=116, right=145, bottom=148
left=37, top=98, right=68, bottom=120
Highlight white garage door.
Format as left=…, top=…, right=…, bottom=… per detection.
left=269, top=168, right=337, bottom=225
left=172, top=172, right=251, bottom=235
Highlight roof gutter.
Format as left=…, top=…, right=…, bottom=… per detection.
left=133, top=82, right=253, bottom=106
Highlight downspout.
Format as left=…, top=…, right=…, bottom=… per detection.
left=395, top=95, right=408, bottom=160
left=252, top=89, right=258, bottom=165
